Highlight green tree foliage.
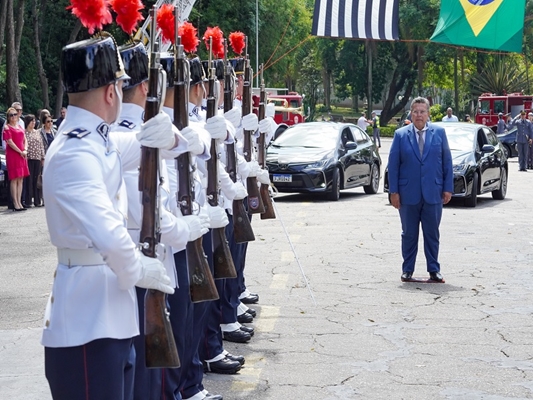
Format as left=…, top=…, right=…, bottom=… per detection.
left=470, top=56, right=528, bottom=96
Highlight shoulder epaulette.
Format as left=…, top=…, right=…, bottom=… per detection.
left=119, top=120, right=136, bottom=130
left=64, top=128, right=90, bottom=139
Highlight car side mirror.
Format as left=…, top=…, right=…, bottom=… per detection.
left=481, top=144, right=495, bottom=153
left=344, top=141, right=357, bottom=150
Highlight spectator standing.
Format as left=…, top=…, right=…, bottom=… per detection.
left=496, top=112, right=508, bottom=133
left=11, top=102, right=25, bottom=130
left=442, top=107, right=459, bottom=122
left=371, top=111, right=381, bottom=147
left=23, top=114, right=45, bottom=207
left=39, top=113, right=56, bottom=152
left=357, top=112, right=371, bottom=131
left=510, top=110, right=533, bottom=171
left=3, top=107, right=29, bottom=211
left=54, top=107, right=67, bottom=129
left=464, top=114, right=473, bottom=123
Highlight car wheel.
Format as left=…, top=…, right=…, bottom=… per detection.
left=492, top=168, right=507, bottom=200
left=503, top=144, right=511, bottom=159
left=464, top=172, right=478, bottom=207
left=364, top=163, right=380, bottom=194
left=326, top=167, right=341, bottom=201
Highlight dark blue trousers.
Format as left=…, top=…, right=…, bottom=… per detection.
left=399, top=200, right=442, bottom=274
left=45, top=338, right=135, bottom=400
left=161, top=250, right=193, bottom=400
left=133, top=287, right=162, bottom=400
left=181, top=232, right=214, bottom=400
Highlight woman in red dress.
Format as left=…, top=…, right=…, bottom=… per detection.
left=3, top=107, right=29, bottom=211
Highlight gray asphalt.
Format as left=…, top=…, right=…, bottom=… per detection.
left=2, top=138, right=533, bottom=399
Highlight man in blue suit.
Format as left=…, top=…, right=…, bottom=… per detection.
left=388, top=97, right=453, bottom=282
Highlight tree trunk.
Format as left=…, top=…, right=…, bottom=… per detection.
left=55, top=20, right=82, bottom=116
left=367, top=40, right=373, bottom=117
left=32, top=0, right=49, bottom=110
left=0, top=0, right=8, bottom=67
left=6, top=0, right=21, bottom=104
left=417, top=46, right=424, bottom=96
left=321, top=66, right=331, bottom=110
left=14, top=0, right=24, bottom=57
left=454, top=50, right=459, bottom=115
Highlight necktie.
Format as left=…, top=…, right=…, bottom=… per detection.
left=417, top=130, right=424, bottom=156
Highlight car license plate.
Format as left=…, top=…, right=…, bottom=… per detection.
left=273, top=174, right=292, bottom=183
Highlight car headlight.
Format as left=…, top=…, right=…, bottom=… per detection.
left=453, top=164, right=468, bottom=172
left=303, top=160, right=328, bottom=169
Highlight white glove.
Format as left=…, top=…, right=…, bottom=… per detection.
left=242, top=113, right=259, bottom=131
left=233, top=181, right=248, bottom=200
left=224, top=107, right=242, bottom=129
left=205, top=115, right=227, bottom=141
left=183, top=214, right=210, bottom=241
left=137, top=112, right=176, bottom=150
left=259, top=117, right=272, bottom=135
left=181, top=126, right=204, bottom=155
left=266, top=102, right=275, bottom=118
left=136, top=253, right=174, bottom=294
left=225, top=120, right=236, bottom=142
left=247, top=160, right=260, bottom=177
left=256, top=168, right=270, bottom=185
left=207, top=205, right=229, bottom=228
left=237, top=156, right=251, bottom=178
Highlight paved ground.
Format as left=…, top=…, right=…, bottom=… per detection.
left=2, top=138, right=533, bottom=399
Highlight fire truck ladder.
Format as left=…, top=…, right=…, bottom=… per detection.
left=134, top=0, right=197, bottom=52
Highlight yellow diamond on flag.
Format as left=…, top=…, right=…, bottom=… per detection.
left=459, top=0, right=504, bottom=36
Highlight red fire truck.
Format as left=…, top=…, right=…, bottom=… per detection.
left=475, top=92, right=533, bottom=126
left=253, top=90, right=305, bottom=137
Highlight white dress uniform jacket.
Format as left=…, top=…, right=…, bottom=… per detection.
left=113, top=103, right=190, bottom=287
left=41, top=106, right=145, bottom=348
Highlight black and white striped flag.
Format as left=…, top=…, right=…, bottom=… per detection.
left=311, top=0, right=399, bottom=41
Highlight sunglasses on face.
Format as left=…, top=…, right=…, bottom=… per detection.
left=8, top=113, right=17, bottom=117
left=46, top=120, right=52, bottom=123
left=15, top=109, right=22, bottom=112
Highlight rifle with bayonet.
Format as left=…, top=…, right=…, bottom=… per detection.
left=205, top=40, right=237, bottom=279
left=242, top=38, right=265, bottom=214
left=140, top=6, right=180, bottom=369
left=173, top=9, right=218, bottom=303
left=257, top=64, right=275, bottom=220
left=224, top=40, right=255, bottom=243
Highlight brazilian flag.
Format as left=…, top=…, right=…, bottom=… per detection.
left=430, top=0, right=525, bottom=53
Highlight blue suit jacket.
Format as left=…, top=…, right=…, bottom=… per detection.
left=388, top=123, right=453, bottom=205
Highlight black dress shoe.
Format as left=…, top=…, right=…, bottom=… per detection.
left=203, top=358, right=242, bottom=374
left=222, top=329, right=251, bottom=343
left=240, top=293, right=259, bottom=304
left=429, top=271, right=444, bottom=282
left=240, top=325, right=254, bottom=336
left=401, top=271, right=413, bottom=282
left=225, top=353, right=245, bottom=365
left=245, top=307, right=257, bottom=317
left=204, top=393, right=223, bottom=400
left=237, top=312, right=253, bottom=324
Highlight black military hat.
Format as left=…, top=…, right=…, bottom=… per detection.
left=159, top=52, right=175, bottom=88
left=61, top=33, right=129, bottom=93
left=230, top=57, right=245, bottom=75
left=201, top=59, right=225, bottom=81
left=190, top=57, right=207, bottom=85
left=119, top=41, right=149, bottom=90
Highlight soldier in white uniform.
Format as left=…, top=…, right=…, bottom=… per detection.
left=115, top=41, right=210, bottom=400
left=41, top=33, right=183, bottom=400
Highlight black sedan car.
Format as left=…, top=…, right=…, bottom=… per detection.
left=496, top=126, right=518, bottom=158
left=384, top=122, right=508, bottom=207
left=266, top=121, right=381, bottom=201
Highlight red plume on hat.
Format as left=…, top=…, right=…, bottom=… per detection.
left=157, top=4, right=175, bottom=44
left=179, top=22, right=199, bottom=54
left=203, top=26, right=224, bottom=59
left=229, top=31, right=245, bottom=55
left=67, top=0, right=113, bottom=35
left=110, top=0, right=145, bottom=35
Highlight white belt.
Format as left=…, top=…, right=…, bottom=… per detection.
left=57, top=248, right=105, bottom=266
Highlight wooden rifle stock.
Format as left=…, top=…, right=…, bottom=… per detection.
left=242, top=57, right=265, bottom=214
left=258, top=67, right=276, bottom=220
left=205, top=54, right=236, bottom=279
left=223, top=46, right=254, bottom=243
left=174, top=31, right=218, bottom=303
left=141, top=7, right=180, bottom=369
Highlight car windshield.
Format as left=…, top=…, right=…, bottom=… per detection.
left=444, top=127, right=475, bottom=151
left=271, top=124, right=338, bottom=149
